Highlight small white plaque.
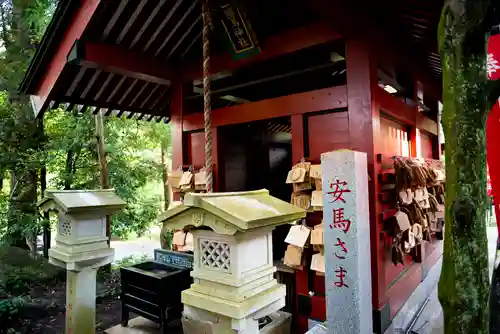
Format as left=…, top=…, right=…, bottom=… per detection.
left=284, top=225, right=310, bottom=247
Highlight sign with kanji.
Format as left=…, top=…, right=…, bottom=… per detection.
left=321, top=150, right=372, bottom=334
left=488, top=34, right=500, bottom=80
left=215, top=2, right=261, bottom=60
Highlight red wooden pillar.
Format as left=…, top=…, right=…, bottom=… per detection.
left=345, top=38, right=388, bottom=329
left=171, top=82, right=184, bottom=201
left=410, top=80, right=421, bottom=158
left=212, top=128, right=220, bottom=192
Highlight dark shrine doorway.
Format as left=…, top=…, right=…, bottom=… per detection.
left=218, top=117, right=293, bottom=261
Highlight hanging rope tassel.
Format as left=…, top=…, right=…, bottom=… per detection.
left=202, top=0, right=213, bottom=193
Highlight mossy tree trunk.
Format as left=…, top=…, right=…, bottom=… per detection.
left=438, top=1, right=500, bottom=333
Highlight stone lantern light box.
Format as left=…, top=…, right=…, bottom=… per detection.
left=159, top=189, right=306, bottom=333
left=39, top=189, right=126, bottom=270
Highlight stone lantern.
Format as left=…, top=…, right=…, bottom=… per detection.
left=39, top=189, right=125, bottom=334
left=158, top=189, right=306, bottom=334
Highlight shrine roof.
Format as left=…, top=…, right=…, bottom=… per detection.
left=38, top=189, right=126, bottom=214
left=19, top=0, right=444, bottom=121
left=158, top=189, right=306, bottom=235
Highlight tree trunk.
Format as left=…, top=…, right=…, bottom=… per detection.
left=161, top=139, right=170, bottom=211
left=95, top=110, right=110, bottom=244
left=160, top=139, right=173, bottom=250
left=437, top=2, right=498, bottom=333
left=64, top=150, right=74, bottom=190
left=40, top=164, right=50, bottom=258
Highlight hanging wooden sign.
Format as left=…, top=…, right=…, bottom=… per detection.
left=215, top=2, right=260, bottom=60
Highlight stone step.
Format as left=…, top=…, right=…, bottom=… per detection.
left=105, top=317, right=183, bottom=334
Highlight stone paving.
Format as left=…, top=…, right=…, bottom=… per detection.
left=105, top=317, right=183, bottom=334
left=385, top=225, right=498, bottom=334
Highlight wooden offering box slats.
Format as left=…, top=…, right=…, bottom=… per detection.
left=120, top=251, right=193, bottom=333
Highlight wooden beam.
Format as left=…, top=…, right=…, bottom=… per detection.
left=102, top=0, right=129, bottom=40
left=155, top=0, right=200, bottom=57
left=182, top=85, right=347, bottom=131
left=416, top=112, right=438, bottom=136
left=143, top=0, right=184, bottom=52
left=80, top=69, right=101, bottom=98
left=166, top=16, right=201, bottom=60
left=30, top=0, right=100, bottom=117
left=94, top=73, right=114, bottom=101
left=374, top=86, right=438, bottom=136
left=130, top=1, right=166, bottom=48
left=68, top=40, right=176, bottom=86
left=307, top=0, right=441, bottom=101
left=116, top=0, right=148, bottom=44
left=375, top=87, right=416, bottom=126
left=181, top=21, right=342, bottom=81
left=129, top=82, right=149, bottom=107
left=139, top=84, right=160, bottom=108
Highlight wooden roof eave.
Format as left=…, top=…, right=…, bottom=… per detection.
left=19, top=0, right=78, bottom=95
left=19, top=0, right=177, bottom=122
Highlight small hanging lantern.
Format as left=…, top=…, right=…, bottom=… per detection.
left=487, top=26, right=500, bottom=80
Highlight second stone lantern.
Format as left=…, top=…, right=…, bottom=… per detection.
left=159, top=189, right=306, bottom=334
left=39, top=189, right=125, bottom=334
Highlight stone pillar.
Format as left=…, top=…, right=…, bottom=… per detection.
left=39, top=189, right=125, bottom=334
left=66, top=268, right=98, bottom=334
left=321, top=150, right=373, bottom=334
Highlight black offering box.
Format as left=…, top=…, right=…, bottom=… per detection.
left=120, top=250, right=193, bottom=333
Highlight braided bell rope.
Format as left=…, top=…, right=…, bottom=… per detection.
left=202, top=0, right=213, bottom=193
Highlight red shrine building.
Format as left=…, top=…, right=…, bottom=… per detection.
left=20, top=0, right=444, bottom=333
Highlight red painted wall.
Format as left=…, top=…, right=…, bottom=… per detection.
left=306, top=111, right=349, bottom=162
left=419, top=131, right=434, bottom=159
left=380, top=116, right=409, bottom=158
left=186, top=131, right=205, bottom=169
left=379, top=116, right=415, bottom=287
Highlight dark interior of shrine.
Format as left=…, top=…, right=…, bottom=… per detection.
left=216, top=116, right=293, bottom=261
left=184, top=40, right=347, bottom=113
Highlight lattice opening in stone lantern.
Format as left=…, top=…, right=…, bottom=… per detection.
left=60, top=220, right=72, bottom=236
left=200, top=239, right=231, bottom=272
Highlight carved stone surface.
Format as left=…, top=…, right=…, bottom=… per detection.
left=321, top=150, right=373, bottom=334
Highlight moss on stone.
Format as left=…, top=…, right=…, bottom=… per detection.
left=67, top=305, right=95, bottom=334
left=437, top=2, right=493, bottom=333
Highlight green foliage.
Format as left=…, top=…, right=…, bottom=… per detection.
left=0, top=0, right=56, bottom=246
left=0, top=246, right=62, bottom=323
left=0, top=0, right=172, bottom=246
left=43, top=110, right=171, bottom=239
left=0, top=297, right=24, bottom=322
left=112, top=253, right=152, bottom=269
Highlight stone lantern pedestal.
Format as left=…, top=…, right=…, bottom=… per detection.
left=159, top=189, right=306, bottom=334
left=39, top=189, right=125, bottom=334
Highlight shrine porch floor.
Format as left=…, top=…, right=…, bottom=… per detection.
left=385, top=225, right=498, bottom=334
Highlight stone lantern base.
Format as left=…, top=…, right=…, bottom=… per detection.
left=181, top=294, right=287, bottom=334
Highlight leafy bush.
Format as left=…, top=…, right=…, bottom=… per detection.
left=0, top=247, right=63, bottom=326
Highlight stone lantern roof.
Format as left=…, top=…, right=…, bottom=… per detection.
left=158, top=189, right=306, bottom=235
left=38, top=189, right=126, bottom=215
